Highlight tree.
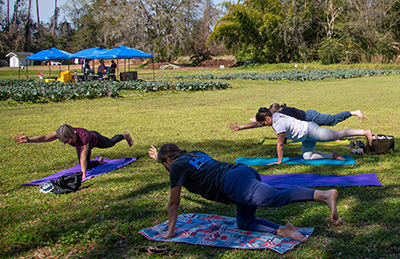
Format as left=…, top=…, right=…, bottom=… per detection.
left=50, top=0, right=59, bottom=36
left=208, top=0, right=284, bottom=63
left=24, top=0, right=33, bottom=51
left=36, top=0, right=40, bottom=24
left=342, top=0, right=400, bottom=62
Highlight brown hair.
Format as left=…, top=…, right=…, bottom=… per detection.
left=157, top=143, right=192, bottom=163
left=255, top=107, right=272, bottom=123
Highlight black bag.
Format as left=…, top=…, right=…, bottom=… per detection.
left=51, top=172, right=82, bottom=194
left=364, top=134, right=395, bottom=155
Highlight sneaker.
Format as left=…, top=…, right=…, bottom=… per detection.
left=39, top=182, right=54, bottom=194
left=356, top=140, right=364, bottom=148
left=347, top=142, right=356, bottom=148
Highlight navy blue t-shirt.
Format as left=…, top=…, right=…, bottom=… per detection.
left=169, top=151, right=238, bottom=205
left=281, top=107, right=307, bottom=121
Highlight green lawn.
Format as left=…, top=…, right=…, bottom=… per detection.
left=1, top=67, right=400, bottom=258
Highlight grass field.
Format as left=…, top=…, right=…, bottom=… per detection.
left=1, top=65, right=400, bottom=258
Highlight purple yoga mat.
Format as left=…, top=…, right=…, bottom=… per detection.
left=260, top=172, right=381, bottom=188
left=24, top=157, right=136, bottom=185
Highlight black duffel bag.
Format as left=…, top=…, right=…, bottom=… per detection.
left=51, top=172, right=83, bottom=194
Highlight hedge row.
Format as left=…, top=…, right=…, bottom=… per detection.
left=175, top=69, right=400, bottom=81
left=0, top=79, right=230, bottom=103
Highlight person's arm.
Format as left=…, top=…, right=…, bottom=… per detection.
left=79, top=143, right=90, bottom=180
left=163, top=185, right=182, bottom=239
left=268, top=132, right=286, bottom=165
left=276, top=132, right=286, bottom=164
left=229, top=122, right=264, bottom=132
left=12, top=131, right=57, bottom=144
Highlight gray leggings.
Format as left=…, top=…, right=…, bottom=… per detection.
left=302, top=122, right=364, bottom=160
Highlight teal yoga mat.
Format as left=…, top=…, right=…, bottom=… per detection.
left=235, top=155, right=356, bottom=166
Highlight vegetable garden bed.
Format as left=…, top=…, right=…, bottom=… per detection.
left=0, top=79, right=230, bottom=103
left=175, top=69, right=400, bottom=81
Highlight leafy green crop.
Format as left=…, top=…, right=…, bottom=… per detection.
left=175, top=69, right=400, bottom=81
left=0, top=79, right=230, bottom=103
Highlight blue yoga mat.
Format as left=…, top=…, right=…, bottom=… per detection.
left=235, top=155, right=356, bottom=166
left=260, top=172, right=381, bottom=188
left=24, top=157, right=136, bottom=185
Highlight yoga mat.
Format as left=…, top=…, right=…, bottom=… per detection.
left=260, top=173, right=381, bottom=188
left=260, top=138, right=351, bottom=146
left=235, top=155, right=356, bottom=166
left=139, top=213, right=313, bottom=254
left=286, top=139, right=351, bottom=146
left=24, top=157, right=136, bottom=185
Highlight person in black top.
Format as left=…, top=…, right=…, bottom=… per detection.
left=109, top=60, right=117, bottom=80
left=148, top=143, right=340, bottom=241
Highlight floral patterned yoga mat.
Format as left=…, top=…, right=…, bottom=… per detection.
left=139, top=213, right=313, bottom=254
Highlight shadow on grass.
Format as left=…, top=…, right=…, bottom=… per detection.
left=3, top=139, right=399, bottom=258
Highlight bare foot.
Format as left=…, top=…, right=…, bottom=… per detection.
left=351, top=110, right=364, bottom=123
left=364, top=129, right=373, bottom=146
left=98, top=157, right=107, bottom=165
left=123, top=133, right=133, bottom=147
left=314, top=189, right=339, bottom=225
left=277, top=222, right=307, bottom=241
left=332, top=152, right=345, bottom=160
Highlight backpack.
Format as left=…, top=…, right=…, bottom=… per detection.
left=364, top=134, right=395, bottom=155
left=51, top=172, right=83, bottom=194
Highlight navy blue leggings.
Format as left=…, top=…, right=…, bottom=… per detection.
left=223, top=165, right=315, bottom=234
left=76, top=131, right=125, bottom=168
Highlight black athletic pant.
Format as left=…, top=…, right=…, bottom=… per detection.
left=76, top=131, right=125, bottom=169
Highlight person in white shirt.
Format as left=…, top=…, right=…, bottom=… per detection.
left=255, top=107, right=372, bottom=165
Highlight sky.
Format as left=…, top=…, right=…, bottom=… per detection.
left=5, top=0, right=228, bottom=23
left=6, top=0, right=68, bottom=23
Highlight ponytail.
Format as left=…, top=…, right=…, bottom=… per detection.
left=269, top=103, right=286, bottom=114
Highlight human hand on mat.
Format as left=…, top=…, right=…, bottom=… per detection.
left=148, top=145, right=158, bottom=160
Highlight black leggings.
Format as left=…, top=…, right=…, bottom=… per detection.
left=76, top=131, right=125, bottom=169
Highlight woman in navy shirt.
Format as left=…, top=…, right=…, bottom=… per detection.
left=148, top=143, right=340, bottom=241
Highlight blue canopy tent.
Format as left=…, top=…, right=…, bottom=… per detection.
left=70, top=47, right=108, bottom=60
left=93, top=46, right=154, bottom=80
left=70, top=47, right=108, bottom=75
left=94, top=45, right=153, bottom=59
left=26, top=48, right=73, bottom=78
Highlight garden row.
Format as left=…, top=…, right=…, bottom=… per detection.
left=175, top=69, right=400, bottom=81
left=0, top=80, right=230, bottom=103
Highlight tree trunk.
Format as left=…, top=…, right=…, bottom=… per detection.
left=25, top=0, right=32, bottom=51
left=52, top=0, right=58, bottom=36
left=6, top=0, right=10, bottom=28
left=36, top=0, right=40, bottom=24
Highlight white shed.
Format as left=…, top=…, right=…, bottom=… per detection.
left=5, top=52, right=33, bottom=67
